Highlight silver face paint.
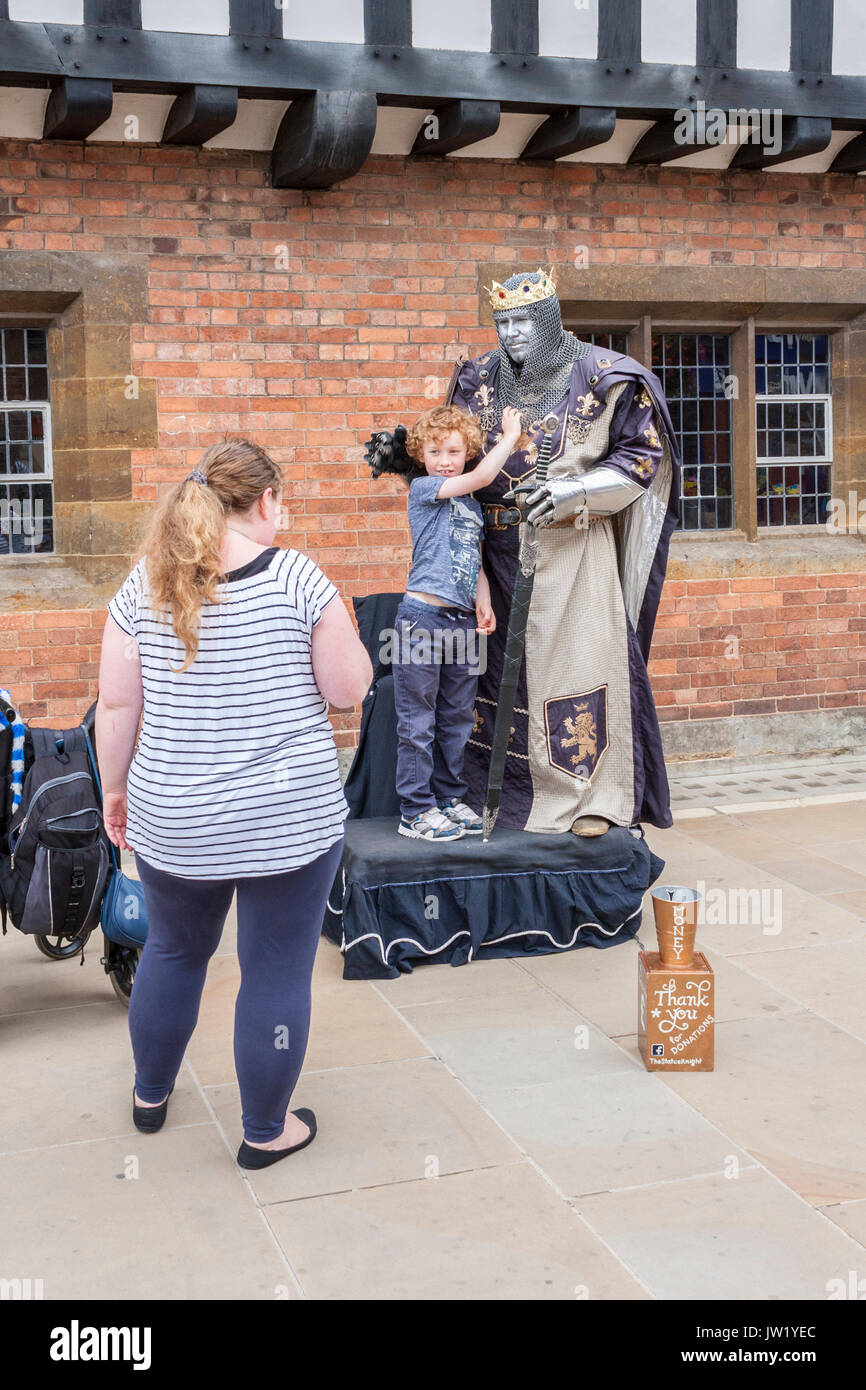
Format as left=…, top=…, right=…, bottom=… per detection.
left=494, top=313, right=537, bottom=365
left=491, top=271, right=591, bottom=418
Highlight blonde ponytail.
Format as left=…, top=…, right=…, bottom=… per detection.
left=139, top=438, right=283, bottom=673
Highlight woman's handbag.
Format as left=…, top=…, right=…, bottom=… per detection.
left=82, top=726, right=148, bottom=950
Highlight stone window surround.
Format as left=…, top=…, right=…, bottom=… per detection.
left=479, top=263, right=866, bottom=578
left=0, top=252, right=157, bottom=613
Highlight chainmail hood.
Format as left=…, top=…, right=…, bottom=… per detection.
left=492, top=271, right=591, bottom=421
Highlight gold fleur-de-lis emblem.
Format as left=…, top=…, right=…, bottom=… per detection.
left=632, top=456, right=655, bottom=479
left=643, top=425, right=660, bottom=449
left=475, top=384, right=494, bottom=409
left=574, top=391, right=599, bottom=418
left=635, top=386, right=653, bottom=410
left=472, top=706, right=483, bottom=734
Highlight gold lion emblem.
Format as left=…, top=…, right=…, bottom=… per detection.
left=561, top=709, right=597, bottom=768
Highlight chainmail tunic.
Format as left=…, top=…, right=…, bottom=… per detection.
left=492, top=272, right=592, bottom=423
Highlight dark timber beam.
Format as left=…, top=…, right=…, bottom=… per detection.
left=43, top=77, right=113, bottom=140
left=730, top=116, right=833, bottom=170
left=364, top=0, right=412, bottom=47
left=598, top=0, right=640, bottom=65
left=521, top=106, right=616, bottom=161
left=229, top=0, right=282, bottom=37
left=492, top=0, right=538, bottom=56
left=3, top=26, right=866, bottom=124
left=270, top=89, right=378, bottom=189
left=162, top=85, right=238, bottom=145
left=697, top=0, right=736, bottom=70
left=83, top=0, right=141, bottom=23
left=629, top=116, right=712, bottom=165
left=791, top=0, right=833, bottom=74
left=411, top=99, right=499, bottom=156
left=830, top=131, right=866, bottom=174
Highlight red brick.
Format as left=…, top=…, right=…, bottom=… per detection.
left=0, top=143, right=864, bottom=738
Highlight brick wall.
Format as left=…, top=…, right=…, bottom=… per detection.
left=652, top=574, right=866, bottom=724
left=1, top=140, right=866, bottom=746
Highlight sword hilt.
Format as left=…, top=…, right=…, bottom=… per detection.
left=534, top=412, right=559, bottom=489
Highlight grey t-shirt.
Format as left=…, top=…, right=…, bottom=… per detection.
left=405, top=474, right=484, bottom=609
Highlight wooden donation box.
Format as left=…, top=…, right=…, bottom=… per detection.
left=639, top=886, right=714, bottom=1071
left=638, top=949, right=714, bottom=1071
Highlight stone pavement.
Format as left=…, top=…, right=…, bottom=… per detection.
left=1, top=782, right=865, bottom=1300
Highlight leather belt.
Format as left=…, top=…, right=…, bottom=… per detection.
left=482, top=503, right=604, bottom=532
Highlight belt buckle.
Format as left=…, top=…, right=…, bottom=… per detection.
left=486, top=504, right=522, bottom=530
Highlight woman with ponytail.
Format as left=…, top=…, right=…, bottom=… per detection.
left=95, top=438, right=372, bottom=1167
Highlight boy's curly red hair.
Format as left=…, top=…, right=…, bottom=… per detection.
left=406, top=405, right=484, bottom=465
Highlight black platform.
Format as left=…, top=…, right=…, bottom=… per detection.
left=323, top=817, right=664, bottom=980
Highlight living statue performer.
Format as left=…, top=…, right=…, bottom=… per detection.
left=365, top=268, right=681, bottom=838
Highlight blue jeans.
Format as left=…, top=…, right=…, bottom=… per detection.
left=392, top=595, right=480, bottom=819
left=130, top=836, right=344, bottom=1142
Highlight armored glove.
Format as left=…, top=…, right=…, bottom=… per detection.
left=504, top=467, right=644, bottom=528
left=363, top=424, right=411, bottom=479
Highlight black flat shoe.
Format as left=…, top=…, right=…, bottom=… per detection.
left=237, top=1108, right=317, bottom=1169
left=132, top=1082, right=175, bottom=1133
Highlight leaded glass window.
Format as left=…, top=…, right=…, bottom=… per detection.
left=0, top=328, right=53, bottom=555
left=651, top=333, right=733, bottom=530
left=755, top=333, right=831, bottom=527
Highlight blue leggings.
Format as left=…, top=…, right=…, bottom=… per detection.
left=129, top=837, right=344, bottom=1143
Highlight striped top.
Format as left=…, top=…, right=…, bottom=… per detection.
left=107, top=546, right=348, bottom=879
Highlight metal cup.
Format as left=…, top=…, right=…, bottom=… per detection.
left=651, top=886, right=701, bottom=967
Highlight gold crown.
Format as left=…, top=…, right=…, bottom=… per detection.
left=486, top=268, right=557, bottom=313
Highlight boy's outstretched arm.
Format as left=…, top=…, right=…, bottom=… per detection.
left=436, top=406, right=524, bottom=499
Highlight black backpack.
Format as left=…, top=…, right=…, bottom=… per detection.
left=0, top=713, right=111, bottom=938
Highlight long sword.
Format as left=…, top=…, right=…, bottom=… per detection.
left=482, top=411, right=559, bottom=841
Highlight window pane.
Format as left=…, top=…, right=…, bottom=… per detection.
left=26, top=330, right=47, bottom=365
left=653, top=333, right=734, bottom=531
left=573, top=330, right=632, bottom=356
left=3, top=329, right=25, bottom=365
left=0, top=339, right=53, bottom=556
left=27, top=367, right=48, bottom=400
left=0, top=330, right=53, bottom=553
left=755, top=334, right=832, bottom=526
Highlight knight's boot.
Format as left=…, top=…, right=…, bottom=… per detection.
left=570, top=815, right=611, bottom=837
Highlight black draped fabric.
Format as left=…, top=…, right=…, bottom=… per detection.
left=341, top=594, right=402, bottom=820
left=323, top=818, right=664, bottom=980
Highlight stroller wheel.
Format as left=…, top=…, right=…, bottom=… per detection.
left=107, top=945, right=140, bottom=1006
left=34, top=930, right=92, bottom=960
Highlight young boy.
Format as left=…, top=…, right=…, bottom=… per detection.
left=392, top=403, right=523, bottom=840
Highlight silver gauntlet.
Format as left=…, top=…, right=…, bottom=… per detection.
left=524, top=468, right=644, bottom=528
